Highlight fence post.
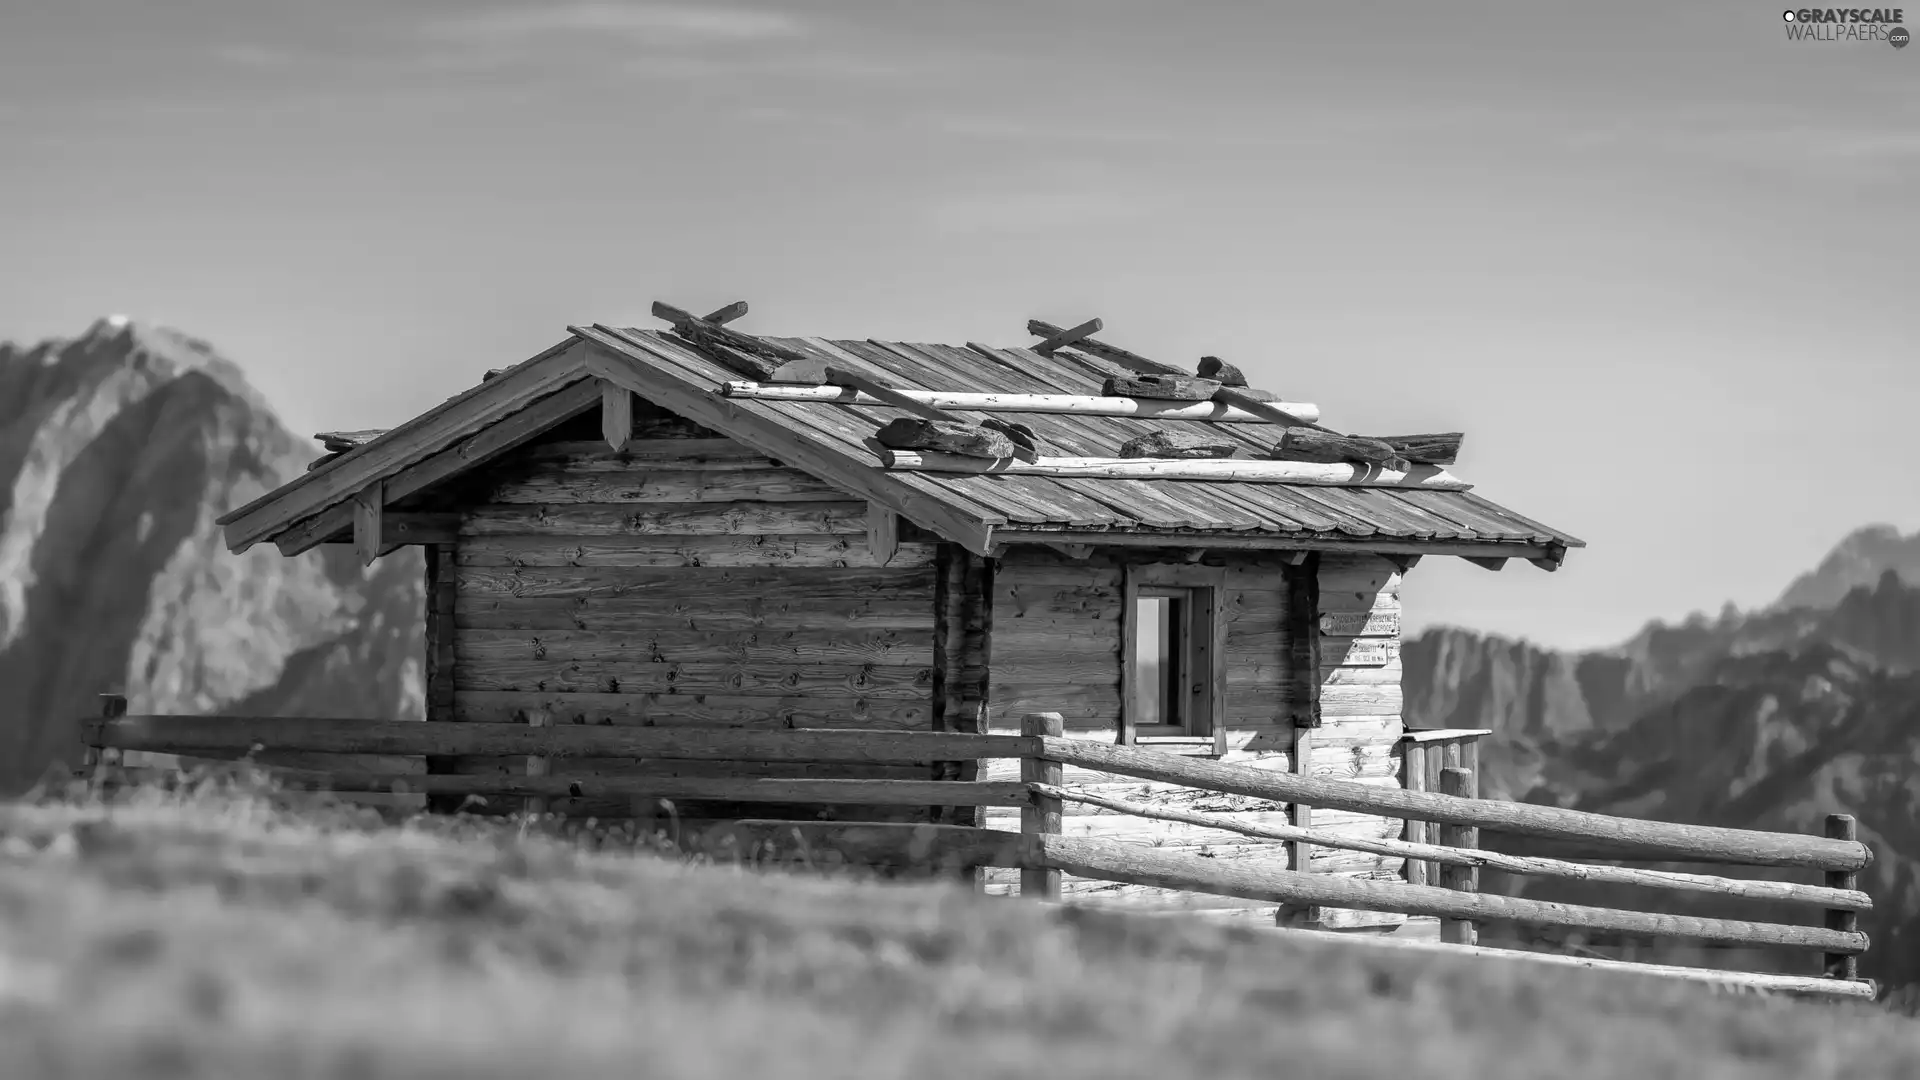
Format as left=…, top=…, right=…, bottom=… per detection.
left=1402, top=740, right=1429, bottom=887
left=1021, top=712, right=1063, bottom=901
left=1439, top=765, right=1479, bottom=946
left=82, top=692, right=128, bottom=784
left=1824, top=814, right=1858, bottom=980
left=524, top=708, right=550, bottom=819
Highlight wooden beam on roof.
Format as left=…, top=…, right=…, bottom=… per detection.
left=1028, top=319, right=1339, bottom=436
left=719, top=382, right=1324, bottom=425
left=1028, top=319, right=1186, bottom=376
left=599, top=379, right=632, bottom=452
left=824, top=365, right=1041, bottom=463
left=1031, top=317, right=1102, bottom=356
left=1046, top=543, right=1094, bottom=560
left=352, top=482, right=383, bottom=566
left=868, top=502, right=899, bottom=567
left=993, top=533, right=1557, bottom=562
left=269, top=378, right=603, bottom=556
left=880, top=452, right=1470, bottom=490
left=701, top=300, right=748, bottom=326
left=1386, top=554, right=1423, bottom=574
left=1465, top=556, right=1509, bottom=572
left=1528, top=543, right=1569, bottom=572
left=651, top=300, right=819, bottom=381
left=575, top=325, right=1001, bottom=556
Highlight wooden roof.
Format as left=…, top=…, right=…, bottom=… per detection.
left=219, top=313, right=1584, bottom=568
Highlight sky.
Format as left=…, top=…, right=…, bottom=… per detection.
left=1, top=0, right=1916, bottom=650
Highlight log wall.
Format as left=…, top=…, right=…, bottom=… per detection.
left=979, top=548, right=1408, bottom=918
left=445, top=400, right=939, bottom=825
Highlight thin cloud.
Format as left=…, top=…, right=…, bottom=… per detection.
left=424, top=3, right=806, bottom=48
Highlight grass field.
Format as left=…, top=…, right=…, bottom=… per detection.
left=2, top=774, right=1917, bottom=1080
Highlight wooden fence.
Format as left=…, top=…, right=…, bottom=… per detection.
left=77, top=700, right=1875, bottom=1002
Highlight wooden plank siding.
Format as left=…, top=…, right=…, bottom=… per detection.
left=444, top=400, right=941, bottom=825
left=980, top=549, right=1409, bottom=918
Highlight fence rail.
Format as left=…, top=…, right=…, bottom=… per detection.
left=78, top=700, right=1877, bottom=1001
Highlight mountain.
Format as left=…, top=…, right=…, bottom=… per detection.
left=0, top=317, right=424, bottom=794
left=1404, top=535, right=1920, bottom=990
left=1776, top=524, right=1920, bottom=611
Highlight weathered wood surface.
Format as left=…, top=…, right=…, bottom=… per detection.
left=879, top=453, right=1471, bottom=490
left=819, top=367, right=1039, bottom=460
left=460, top=502, right=872, bottom=538
left=1270, top=429, right=1402, bottom=466
left=455, top=564, right=936, bottom=600
left=1284, top=927, right=1878, bottom=1001
left=302, top=774, right=1029, bottom=805
left=599, top=381, right=633, bottom=451
left=868, top=503, right=899, bottom=566
left=1195, top=355, right=1247, bottom=387
left=1369, top=433, right=1464, bottom=466
left=227, top=342, right=596, bottom=551
left=717, top=383, right=1323, bottom=425
left=1023, top=712, right=1064, bottom=900
left=452, top=658, right=932, bottom=696
left=1101, top=373, right=1222, bottom=401
left=984, top=549, right=1412, bottom=905
left=1031, top=318, right=1104, bottom=356
left=577, top=325, right=1001, bottom=556
left=276, top=384, right=604, bottom=555
left=1439, top=765, right=1479, bottom=946
left=1116, top=430, right=1239, bottom=459
left=649, top=300, right=812, bottom=378
left=482, top=467, right=850, bottom=505
left=509, top=438, right=775, bottom=469
left=457, top=594, right=934, bottom=633
left=1827, top=814, right=1861, bottom=980
left=455, top=535, right=936, bottom=570
left=1209, top=385, right=1328, bottom=433
left=1038, top=740, right=1871, bottom=872
left=1031, top=834, right=1868, bottom=954
left=874, top=417, right=1017, bottom=459
left=85, top=716, right=1038, bottom=762
left=455, top=627, right=930, bottom=667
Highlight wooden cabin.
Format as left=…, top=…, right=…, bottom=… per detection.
left=217, top=305, right=1583, bottom=928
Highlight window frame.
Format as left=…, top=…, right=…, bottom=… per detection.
left=1119, top=564, right=1227, bottom=754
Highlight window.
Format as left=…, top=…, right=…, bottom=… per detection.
left=1121, top=565, right=1225, bottom=750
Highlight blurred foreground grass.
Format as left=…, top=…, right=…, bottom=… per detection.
left=1, top=771, right=1917, bottom=1079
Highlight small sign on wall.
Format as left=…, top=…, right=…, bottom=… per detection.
left=1336, top=640, right=1397, bottom=666
left=1319, top=611, right=1399, bottom=637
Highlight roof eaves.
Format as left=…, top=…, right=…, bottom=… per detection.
left=217, top=335, right=591, bottom=549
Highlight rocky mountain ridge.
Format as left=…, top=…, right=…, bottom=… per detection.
left=0, top=317, right=423, bottom=794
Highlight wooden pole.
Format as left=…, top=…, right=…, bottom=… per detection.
left=1404, top=742, right=1430, bottom=886
left=1825, top=814, right=1859, bottom=980
left=1440, top=766, right=1479, bottom=946
left=1021, top=712, right=1064, bottom=902
left=1024, top=783, right=1870, bottom=912
left=1033, top=834, right=1866, bottom=954
left=84, top=692, right=128, bottom=785
left=524, top=708, right=550, bottom=818
left=1037, top=738, right=1871, bottom=872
